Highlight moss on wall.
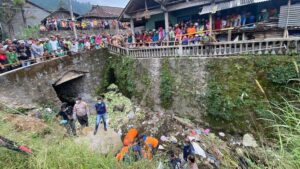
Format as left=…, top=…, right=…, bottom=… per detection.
left=205, top=55, right=300, bottom=133
left=98, top=55, right=137, bottom=98
left=160, top=59, right=175, bottom=109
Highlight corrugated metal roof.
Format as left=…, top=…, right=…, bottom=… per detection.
left=200, top=0, right=270, bottom=15
left=278, top=3, right=300, bottom=28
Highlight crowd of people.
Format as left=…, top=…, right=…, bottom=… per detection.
left=127, top=7, right=279, bottom=46
left=0, top=7, right=281, bottom=73
left=0, top=33, right=115, bottom=74
left=41, top=17, right=128, bottom=32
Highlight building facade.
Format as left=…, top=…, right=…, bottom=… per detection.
left=77, top=5, right=123, bottom=29
left=120, top=0, right=300, bottom=42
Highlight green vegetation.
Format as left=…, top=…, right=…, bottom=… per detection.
left=0, top=104, right=157, bottom=169
left=237, top=88, right=300, bottom=169
left=160, top=59, right=174, bottom=109
left=99, top=55, right=136, bottom=98
left=21, top=26, right=40, bottom=40
left=205, top=55, right=300, bottom=132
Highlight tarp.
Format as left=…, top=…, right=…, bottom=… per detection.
left=199, top=0, right=270, bottom=15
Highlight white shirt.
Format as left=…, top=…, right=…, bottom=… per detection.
left=49, top=40, right=58, bottom=51
left=71, top=43, right=79, bottom=53
left=85, top=42, right=91, bottom=49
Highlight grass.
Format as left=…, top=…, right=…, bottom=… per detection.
left=0, top=114, right=157, bottom=169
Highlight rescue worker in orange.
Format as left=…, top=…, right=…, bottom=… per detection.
left=116, top=128, right=139, bottom=161
left=140, top=135, right=159, bottom=160
left=116, top=146, right=129, bottom=161
left=123, top=128, right=138, bottom=146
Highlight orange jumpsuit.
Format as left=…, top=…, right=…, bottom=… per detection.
left=123, top=128, right=138, bottom=146
left=116, top=146, right=129, bottom=161
left=145, top=136, right=159, bottom=148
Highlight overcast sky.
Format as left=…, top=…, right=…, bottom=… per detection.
left=78, top=0, right=129, bottom=7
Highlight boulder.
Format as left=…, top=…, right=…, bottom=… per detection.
left=242, top=133, right=258, bottom=148
left=78, top=126, right=123, bottom=154
left=113, top=104, right=125, bottom=112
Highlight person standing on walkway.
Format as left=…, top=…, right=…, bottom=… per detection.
left=73, top=97, right=90, bottom=128
left=94, top=96, right=108, bottom=135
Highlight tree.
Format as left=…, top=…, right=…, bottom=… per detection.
left=0, top=0, right=18, bottom=38
left=13, top=0, right=26, bottom=27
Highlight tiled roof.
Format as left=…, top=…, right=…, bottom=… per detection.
left=80, top=5, right=123, bottom=19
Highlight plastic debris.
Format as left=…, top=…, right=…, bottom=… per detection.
left=196, top=129, right=202, bottom=135
left=158, top=145, right=165, bottom=150
left=160, top=135, right=169, bottom=142
left=204, top=129, right=210, bottom=135
left=218, top=132, right=225, bottom=137
left=45, top=108, right=52, bottom=113
left=206, top=153, right=221, bottom=168
left=127, top=112, right=135, bottom=119
left=170, top=136, right=178, bottom=144
left=243, top=133, right=258, bottom=147
left=190, top=130, right=197, bottom=136
left=191, top=142, right=207, bottom=158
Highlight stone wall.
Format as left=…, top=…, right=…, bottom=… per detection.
left=0, top=50, right=209, bottom=121
left=0, top=49, right=109, bottom=109
left=133, top=58, right=208, bottom=120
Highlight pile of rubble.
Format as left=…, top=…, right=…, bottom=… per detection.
left=103, top=84, right=271, bottom=168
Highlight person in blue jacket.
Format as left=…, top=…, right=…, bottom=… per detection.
left=94, top=96, right=108, bottom=135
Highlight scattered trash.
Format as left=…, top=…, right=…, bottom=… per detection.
left=195, top=129, right=202, bottom=135
left=190, top=130, right=197, bottom=136
left=191, top=142, right=207, bottom=158
left=218, top=132, right=225, bottom=137
left=127, top=112, right=135, bottom=119
left=242, top=133, right=258, bottom=147
left=206, top=153, right=221, bottom=168
left=170, top=136, right=178, bottom=144
left=158, top=145, right=165, bottom=150
left=204, top=129, right=210, bottom=135
left=45, top=108, right=52, bottom=113
left=160, top=135, right=168, bottom=142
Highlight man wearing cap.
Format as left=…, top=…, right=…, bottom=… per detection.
left=16, top=40, right=31, bottom=67
left=73, top=97, right=90, bottom=128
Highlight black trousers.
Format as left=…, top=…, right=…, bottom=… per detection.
left=77, top=114, right=88, bottom=127
left=66, top=120, right=77, bottom=136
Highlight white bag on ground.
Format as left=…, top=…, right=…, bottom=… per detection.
left=192, top=142, right=207, bottom=158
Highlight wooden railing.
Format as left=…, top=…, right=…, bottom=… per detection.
left=108, top=38, right=300, bottom=58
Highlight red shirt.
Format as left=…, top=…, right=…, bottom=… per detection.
left=215, top=19, right=222, bottom=30
left=0, top=53, right=6, bottom=61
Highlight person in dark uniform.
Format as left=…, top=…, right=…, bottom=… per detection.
left=57, top=103, right=77, bottom=136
